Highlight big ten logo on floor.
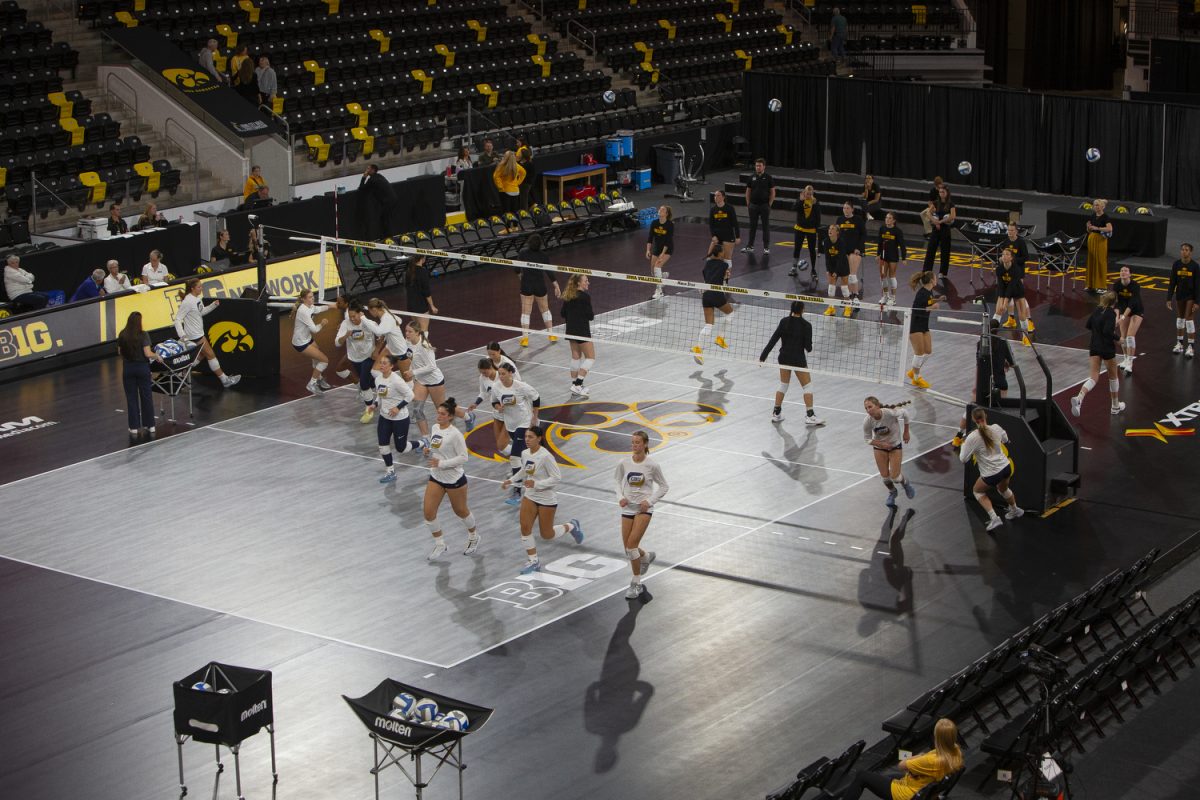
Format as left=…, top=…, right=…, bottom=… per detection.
left=472, top=554, right=630, bottom=610
left=465, top=399, right=725, bottom=468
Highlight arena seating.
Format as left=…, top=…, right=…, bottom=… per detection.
left=809, top=0, right=962, bottom=31
left=846, top=33, right=954, bottom=52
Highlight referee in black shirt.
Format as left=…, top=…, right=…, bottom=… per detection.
left=743, top=158, right=776, bottom=256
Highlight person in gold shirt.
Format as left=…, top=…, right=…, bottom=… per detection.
left=834, top=718, right=962, bottom=800
left=791, top=184, right=820, bottom=278
left=493, top=151, right=526, bottom=215
left=1084, top=198, right=1113, bottom=293
left=243, top=165, right=267, bottom=203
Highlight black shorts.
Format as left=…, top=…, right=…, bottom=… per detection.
left=1173, top=290, right=1196, bottom=305
left=521, top=275, right=548, bottom=297
left=621, top=509, right=653, bottom=518
left=982, top=463, right=1012, bottom=486
left=1089, top=349, right=1117, bottom=360
left=873, top=443, right=902, bottom=453
left=651, top=245, right=672, bottom=257
left=565, top=324, right=590, bottom=340
left=292, top=340, right=312, bottom=352
left=910, top=318, right=930, bottom=335
left=1002, top=280, right=1025, bottom=300
left=702, top=290, right=728, bottom=308
left=828, top=260, right=850, bottom=278
left=429, top=475, right=467, bottom=490
left=418, top=378, right=445, bottom=387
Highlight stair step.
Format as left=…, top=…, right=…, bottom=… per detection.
left=1050, top=472, right=1081, bottom=493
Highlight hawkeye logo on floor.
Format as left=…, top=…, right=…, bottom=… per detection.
left=0, top=416, right=58, bottom=440
left=1124, top=399, right=1200, bottom=443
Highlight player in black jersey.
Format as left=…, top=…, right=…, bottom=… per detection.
left=836, top=200, right=865, bottom=313
left=693, top=240, right=735, bottom=365
left=1071, top=291, right=1124, bottom=417
left=516, top=234, right=560, bottom=347
left=924, top=185, right=956, bottom=282
left=645, top=205, right=674, bottom=300
left=876, top=211, right=907, bottom=305
left=1168, top=243, right=1198, bottom=357
left=708, top=190, right=740, bottom=263
left=822, top=224, right=852, bottom=316
left=791, top=184, right=821, bottom=278
left=908, top=271, right=939, bottom=389
left=992, top=250, right=1030, bottom=347
left=997, top=222, right=1033, bottom=342
left=759, top=301, right=823, bottom=426
left=1111, top=265, right=1144, bottom=373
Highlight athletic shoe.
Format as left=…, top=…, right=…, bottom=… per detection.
left=569, top=518, right=584, bottom=544
left=887, top=295, right=896, bottom=306
left=1172, top=341, right=1184, bottom=354
left=575, top=386, right=589, bottom=398
left=306, top=378, right=321, bottom=395
left=520, top=336, right=529, bottom=347
left=1001, top=317, right=1017, bottom=328
left=878, top=296, right=889, bottom=305
left=464, top=535, right=481, bottom=555
left=692, top=346, right=704, bottom=365
left=360, top=406, right=375, bottom=424
left=740, top=246, right=753, bottom=254
left=1188, top=345, right=1195, bottom=358
left=1124, top=360, right=1133, bottom=375
left=1070, top=395, right=1082, bottom=417
left=788, top=266, right=799, bottom=277
left=335, top=369, right=351, bottom=379
left=842, top=304, right=853, bottom=318
left=1111, top=401, right=1126, bottom=415
left=1005, top=506, right=1025, bottom=520
left=417, top=436, right=431, bottom=451
left=771, top=411, right=784, bottom=423
left=640, top=550, right=656, bottom=575
left=1021, top=336, right=1031, bottom=347
left=1026, top=320, right=1036, bottom=332
left=221, top=374, right=241, bottom=388
left=913, top=376, right=931, bottom=389
left=763, top=248, right=770, bottom=255
left=379, top=470, right=396, bottom=484
left=317, top=378, right=332, bottom=390
left=519, top=557, right=541, bottom=575
left=714, top=336, right=728, bottom=349
left=906, top=369, right=915, bottom=381
left=985, top=516, right=1004, bottom=532
left=903, top=480, right=916, bottom=500
left=885, top=489, right=898, bottom=508
left=147, top=427, right=156, bottom=439
left=805, top=415, right=825, bottom=427
left=504, top=487, right=522, bottom=506
left=427, top=539, right=447, bottom=561
left=824, top=305, right=836, bottom=316
left=464, top=410, right=477, bottom=429
left=652, top=288, right=663, bottom=299
left=548, top=335, right=558, bottom=343
left=625, top=581, right=644, bottom=599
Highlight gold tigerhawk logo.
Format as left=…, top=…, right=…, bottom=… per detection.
left=209, top=321, right=254, bottom=353
left=162, top=68, right=216, bottom=92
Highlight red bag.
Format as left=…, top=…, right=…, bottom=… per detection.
left=566, top=185, right=597, bottom=200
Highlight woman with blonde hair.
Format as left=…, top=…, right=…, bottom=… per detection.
left=1084, top=198, right=1113, bottom=293
left=835, top=718, right=963, bottom=799
left=960, top=407, right=1022, bottom=532
left=291, top=288, right=330, bottom=395
left=492, top=150, right=526, bottom=215
left=559, top=273, right=594, bottom=396
left=1071, top=290, right=1124, bottom=417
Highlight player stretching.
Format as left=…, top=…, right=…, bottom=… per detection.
left=615, top=430, right=669, bottom=600
left=1111, top=266, right=1144, bottom=373
left=759, top=301, right=823, bottom=426
left=863, top=397, right=916, bottom=508
left=503, top=425, right=584, bottom=574
left=693, top=240, right=735, bottom=365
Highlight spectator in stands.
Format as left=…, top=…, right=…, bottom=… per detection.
left=742, top=157, right=775, bottom=255
left=107, top=203, right=128, bottom=236
left=833, top=718, right=962, bottom=800
left=920, top=176, right=944, bottom=236
left=477, top=138, right=500, bottom=166
left=71, top=269, right=106, bottom=302
left=1084, top=198, right=1113, bottom=293
left=198, top=39, right=228, bottom=85
left=515, top=134, right=533, bottom=167
left=358, top=164, right=396, bottom=240
left=134, top=203, right=167, bottom=231
left=211, top=229, right=243, bottom=264
left=493, top=151, right=526, bottom=215
left=103, top=259, right=133, bottom=294
left=244, top=185, right=273, bottom=209
left=453, top=146, right=473, bottom=174
left=117, top=311, right=163, bottom=441
left=142, top=250, right=170, bottom=284
left=830, top=7, right=848, bottom=62
left=861, top=175, right=883, bottom=220
left=4, top=255, right=49, bottom=310
left=255, top=56, right=278, bottom=106
left=243, top=165, right=268, bottom=202
left=230, top=44, right=257, bottom=104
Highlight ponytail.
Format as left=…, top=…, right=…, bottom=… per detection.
left=290, top=289, right=311, bottom=318
left=972, top=407, right=995, bottom=451
left=910, top=271, right=934, bottom=290
left=866, top=396, right=913, bottom=411
left=178, top=277, right=201, bottom=301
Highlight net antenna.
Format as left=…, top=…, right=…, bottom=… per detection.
left=304, top=234, right=981, bottom=399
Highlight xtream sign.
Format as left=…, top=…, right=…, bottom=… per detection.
left=473, top=554, right=630, bottom=610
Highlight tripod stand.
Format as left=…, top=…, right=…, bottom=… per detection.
left=1009, top=670, right=1075, bottom=800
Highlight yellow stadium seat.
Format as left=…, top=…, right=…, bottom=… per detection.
left=48, top=91, right=74, bottom=120
left=60, top=117, right=84, bottom=146
left=369, top=29, right=390, bottom=53
left=346, top=102, right=368, bottom=127
left=351, top=127, right=375, bottom=157
left=80, top=171, right=107, bottom=204
left=134, top=161, right=161, bottom=193
left=303, top=60, right=325, bottom=85
left=305, top=134, right=330, bottom=164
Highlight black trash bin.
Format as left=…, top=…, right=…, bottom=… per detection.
left=653, top=144, right=681, bottom=186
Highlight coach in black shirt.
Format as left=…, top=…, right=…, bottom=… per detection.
left=743, top=158, right=776, bottom=255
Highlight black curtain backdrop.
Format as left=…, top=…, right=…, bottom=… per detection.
left=741, top=72, right=825, bottom=169
left=1164, top=105, right=1200, bottom=211
left=1150, top=39, right=1200, bottom=94
left=1023, top=0, right=1114, bottom=91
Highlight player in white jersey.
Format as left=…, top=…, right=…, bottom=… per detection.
left=332, top=293, right=356, bottom=379
left=463, top=343, right=517, bottom=450
left=492, top=362, right=542, bottom=505
left=372, top=355, right=427, bottom=484
left=501, top=425, right=584, bottom=574
left=423, top=399, right=481, bottom=559
left=363, top=298, right=413, bottom=380
left=290, top=289, right=330, bottom=395
left=335, top=303, right=378, bottom=423
left=959, top=407, right=1023, bottom=532
left=172, top=277, right=240, bottom=387
left=404, top=322, right=446, bottom=438
left=615, top=430, right=669, bottom=599
left=862, top=396, right=916, bottom=508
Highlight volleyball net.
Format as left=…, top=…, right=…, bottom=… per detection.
left=305, top=234, right=985, bottom=397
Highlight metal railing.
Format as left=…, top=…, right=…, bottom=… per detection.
left=783, top=0, right=813, bottom=27
left=164, top=118, right=200, bottom=201
left=104, top=71, right=139, bottom=129
left=1128, top=0, right=1195, bottom=41
left=517, top=0, right=544, bottom=19
left=566, top=19, right=597, bottom=55
left=260, top=105, right=296, bottom=196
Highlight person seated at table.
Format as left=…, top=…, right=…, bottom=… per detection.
left=142, top=250, right=170, bottom=284
left=107, top=203, right=128, bottom=236
left=210, top=229, right=244, bottom=264
left=71, top=269, right=106, bottom=302
left=243, top=185, right=273, bottom=210
left=452, top=146, right=473, bottom=174
left=833, top=718, right=963, bottom=800
left=4, top=254, right=49, bottom=310
left=103, top=259, right=133, bottom=294
left=133, top=203, right=167, bottom=231
left=243, top=164, right=268, bottom=202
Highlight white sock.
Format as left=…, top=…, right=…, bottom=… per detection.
left=542, top=310, right=553, bottom=329
left=520, top=313, right=530, bottom=335
left=697, top=323, right=712, bottom=347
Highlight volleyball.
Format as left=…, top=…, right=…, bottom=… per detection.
left=191, top=682, right=213, bottom=692
left=441, top=715, right=464, bottom=732
left=1086, top=147, right=1101, bottom=162
left=154, top=339, right=186, bottom=359
left=444, top=710, right=470, bottom=730
left=602, top=89, right=616, bottom=104
left=391, top=692, right=417, bottom=716
left=388, top=708, right=409, bottom=720
left=767, top=98, right=782, bottom=112
left=1115, top=205, right=1128, bottom=213
left=413, top=697, right=439, bottom=722
left=957, top=160, right=972, bottom=176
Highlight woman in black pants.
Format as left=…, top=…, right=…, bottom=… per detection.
left=834, top=718, right=962, bottom=800
left=924, top=185, right=956, bottom=282
left=117, top=311, right=163, bottom=441
left=791, top=184, right=821, bottom=279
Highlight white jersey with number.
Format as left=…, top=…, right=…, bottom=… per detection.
left=372, top=370, right=413, bottom=419
left=521, top=446, right=561, bottom=505
left=409, top=344, right=444, bottom=385
left=428, top=423, right=468, bottom=483
left=336, top=318, right=375, bottom=362
left=362, top=311, right=408, bottom=356
left=863, top=407, right=909, bottom=448
left=493, top=378, right=539, bottom=431
left=959, top=424, right=1011, bottom=477
left=291, top=304, right=322, bottom=346
left=615, top=455, right=669, bottom=512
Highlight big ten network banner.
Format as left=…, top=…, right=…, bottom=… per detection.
left=0, top=252, right=337, bottom=370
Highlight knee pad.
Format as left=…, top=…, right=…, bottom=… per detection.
left=826, top=284, right=836, bottom=297
left=1109, top=379, right=1120, bottom=393
left=542, top=310, right=553, bottom=323
left=377, top=445, right=391, bottom=457
left=625, top=548, right=641, bottom=562
left=1177, top=318, right=1186, bottom=332
left=410, top=401, right=426, bottom=422
left=424, top=517, right=441, bottom=534
left=1188, top=320, right=1196, bottom=334
left=359, top=389, right=375, bottom=404
left=509, top=454, right=522, bottom=472
left=1082, top=378, right=1096, bottom=392
left=314, top=360, right=328, bottom=372
left=1126, top=336, right=1135, bottom=350
left=520, top=314, right=531, bottom=326
left=973, top=491, right=988, bottom=505
left=520, top=535, right=535, bottom=550
left=777, top=382, right=790, bottom=397
left=207, top=358, right=221, bottom=372
left=570, top=358, right=581, bottom=372
left=848, top=274, right=858, bottom=286
left=459, top=512, right=477, bottom=530
left=1001, top=488, right=1014, bottom=500
left=653, top=266, right=662, bottom=278
left=579, top=358, right=594, bottom=372
left=801, top=377, right=815, bottom=395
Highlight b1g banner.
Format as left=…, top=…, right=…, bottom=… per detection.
left=0, top=303, right=102, bottom=368
left=104, top=27, right=281, bottom=139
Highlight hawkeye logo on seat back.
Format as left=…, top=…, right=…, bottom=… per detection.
left=162, top=68, right=217, bottom=92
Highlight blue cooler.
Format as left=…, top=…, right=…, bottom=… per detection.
left=619, top=134, right=634, bottom=157
left=633, top=168, right=651, bottom=191
left=605, top=138, right=622, bottom=163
